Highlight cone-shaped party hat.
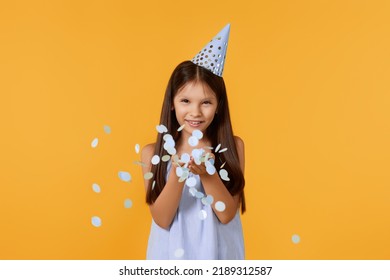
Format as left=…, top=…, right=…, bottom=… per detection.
left=191, top=24, right=230, bottom=77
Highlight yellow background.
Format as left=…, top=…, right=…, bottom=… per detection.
left=1, top=0, right=389, bottom=259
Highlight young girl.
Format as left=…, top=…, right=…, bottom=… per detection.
left=141, top=25, right=245, bottom=260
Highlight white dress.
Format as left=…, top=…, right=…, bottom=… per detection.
left=146, top=162, right=245, bottom=260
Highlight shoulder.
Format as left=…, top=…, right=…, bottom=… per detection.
left=233, top=136, right=245, bottom=172
left=141, top=143, right=155, bottom=162
left=234, top=136, right=245, bottom=152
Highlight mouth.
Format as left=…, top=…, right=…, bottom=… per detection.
left=185, top=120, right=204, bottom=127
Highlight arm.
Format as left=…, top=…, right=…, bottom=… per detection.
left=191, top=136, right=245, bottom=224
left=141, top=144, right=185, bottom=230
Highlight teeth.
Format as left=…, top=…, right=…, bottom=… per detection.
left=188, top=121, right=201, bottom=125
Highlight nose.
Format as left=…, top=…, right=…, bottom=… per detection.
left=190, top=104, right=201, bottom=117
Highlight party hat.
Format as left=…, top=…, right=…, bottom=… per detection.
left=191, top=24, right=230, bottom=77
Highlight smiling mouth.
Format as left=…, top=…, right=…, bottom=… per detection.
left=186, top=120, right=204, bottom=126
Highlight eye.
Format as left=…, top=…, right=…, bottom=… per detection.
left=203, top=100, right=212, bottom=105
left=180, top=99, right=189, bottom=103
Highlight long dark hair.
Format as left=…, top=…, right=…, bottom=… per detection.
left=146, top=61, right=246, bottom=213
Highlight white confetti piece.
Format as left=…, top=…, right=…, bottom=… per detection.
left=199, top=210, right=207, bottom=220
left=215, top=201, right=226, bottom=212
left=218, top=147, right=228, bottom=153
left=192, top=129, right=203, bottom=140
left=103, top=125, right=111, bottom=134
left=189, top=187, right=197, bottom=197
left=186, top=177, right=197, bottom=187
left=188, top=136, right=199, bottom=147
left=176, top=167, right=184, bottom=177
left=205, top=161, right=216, bottom=175
left=215, top=143, right=221, bottom=153
left=151, top=155, right=160, bottom=165
left=144, top=172, right=153, bottom=180
left=177, top=124, right=185, bottom=131
left=135, top=144, right=140, bottom=154
left=161, top=155, right=171, bottom=162
left=180, top=153, right=191, bottom=163
left=174, top=248, right=185, bottom=258
left=164, top=138, right=175, bottom=148
left=201, top=195, right=214, bottom=206
left=292, top=234, right=301, bottom=244
left=91, top=138, right=99, bottom=148
left=91, top=216, right=102, bottom=227
left=219, top=169, right=230, bottom=181
left=191, top=148, right=204, bottom=165
left=220, top=161, right=226, bottom=168
left=156, top=124, right=168, bottom=133
left=167, top=147, right=176, bottom=156
left=172, top=154, right=179, bottom=164
left=179, top=170, right=189, bottom=182
left=152, top=180, right=156, bottom=190
left=195, top=191, right=204, bottom=199
left=124, top=198, right=133, bottom=209
left=92, top=183, right=101, bottom=193
left=163, top=134, right=173, bottom=141
left=118, top=171, right=131, bottom=182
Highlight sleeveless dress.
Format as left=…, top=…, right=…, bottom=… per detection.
left=146, top=161, right=245, bottom=260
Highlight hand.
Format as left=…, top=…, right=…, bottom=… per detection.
left=188, top=153, right=215, bottom=176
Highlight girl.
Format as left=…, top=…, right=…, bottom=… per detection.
left=141, top=25, right=245, bottom=260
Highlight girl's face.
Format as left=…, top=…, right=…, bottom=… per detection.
left=173, top=81, right=218, bottom=137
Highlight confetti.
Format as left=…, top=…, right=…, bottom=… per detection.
left=152, top=180, right=156, bottom=190
left=164, top=139, right=175, bottom=149
left=144, top=172, right=153, bottom=180
left=124, top=198, right=133, bottom=209
left=205, top=160, right=216, bottom=175
left=292, top=234, right=301, bottom=244
left=201, top=195, right=214, bottom=206
left=92, top=183, right=101, bottom=193
left=91, top=138, right=99, bottom=148
left=188, top=136, right=199, bottom=147
left=195, top=191, right=204, bottom=199
left=161, top=155, right=171, bottom=162
left=215, top=143, right=221, bottom=153
left=174, top=248, right=185, bottom=258
left=192, top=129, right=203, bottom=140
left=163, top=134, right=174, bottom=141
left=180, top=153, right=190, bottom=163
left=103, top=125, right=111, bottom=134
left=218, top=147, right=228, bottom=153
left=219, top=169, right=230, bottom=181
left=135, top=144, right=140, bottom=154
left=215, top=201, right=226, bottom=212
left=151, top=155, right=160, bottom=165
left=177, top=124, right=185, bottom=131
left=220, top=161, right=226, bottom=169
left=118, top=171, right=131, bottom=182
left=191, top=149, right=205, bottom=165
left=167, top=147, right=177, bottom=155
left=186, top=177, right=197, bottom=187
left=199, top=210, right=207, bottom=220
left=176, top=167, right=184, bottom=177
left=189, top=187, right=197, bottom=197
left=91, top=216, right=102, bottom=227
left=156, top=124, right=168, bottom=133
